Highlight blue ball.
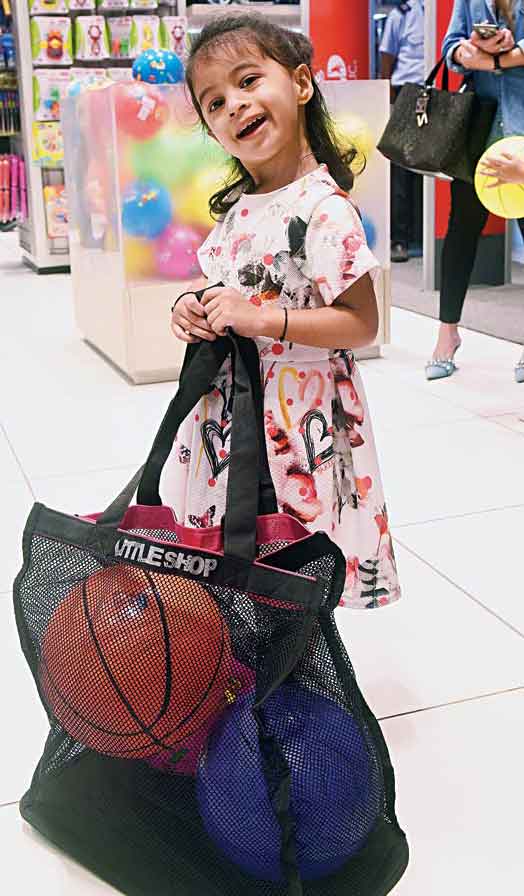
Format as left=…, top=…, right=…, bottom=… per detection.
left=361, top=215, right=377, bottom=250
left=196, top=684, right=380, bottom=882
left=132, top=49, right=185, bottom=85
left=121, top=180, right=172, bottom=240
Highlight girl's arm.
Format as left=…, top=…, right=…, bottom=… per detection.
left=201, top=275, right=379, bottom=350
left=260, top=275, right=379, bottom=349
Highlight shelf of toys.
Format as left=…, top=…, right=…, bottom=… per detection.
left=0, top=1, right=25, bottom=232
left=63, top=75, right=389, bottom=384
left=11, top=0, right=189, bottom=270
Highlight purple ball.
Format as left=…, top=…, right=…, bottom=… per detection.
left=196, top=684, right=381, bottom=882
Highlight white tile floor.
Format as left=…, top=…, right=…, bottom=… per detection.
left=1, top=232, right=523, bottom=894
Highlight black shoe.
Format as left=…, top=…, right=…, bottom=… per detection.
left=391, top=243, right=409, bottom=263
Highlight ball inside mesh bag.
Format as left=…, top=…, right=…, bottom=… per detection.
left=197, top=684, right=381, bottom=882
left=40, top=565, right=232, bottom=759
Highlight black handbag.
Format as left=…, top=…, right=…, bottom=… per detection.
left=14, top=331, right=409, bottom=895
left=377, top=57, right=497, bottom=183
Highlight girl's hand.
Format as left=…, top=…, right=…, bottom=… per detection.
left=456, top=40, right=497, bottom=70
left=469, top=27, right=514, bottom=54
left=201, top=286, right=262, bottom=338
left=479, top=151, right=524, bottom=186
left=171, top=284, right=216, bottom=344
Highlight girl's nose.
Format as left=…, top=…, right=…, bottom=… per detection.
left=229, top=99, right=247, bottom=119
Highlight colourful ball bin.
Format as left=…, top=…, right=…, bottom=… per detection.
left=132, top=48, right=185, bottom=85
left=122, top=180, right=172, bottom=240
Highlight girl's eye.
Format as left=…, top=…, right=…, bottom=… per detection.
left=240, top=75, right=258, bottom=89
left=208, top=98, right=224, bottom=114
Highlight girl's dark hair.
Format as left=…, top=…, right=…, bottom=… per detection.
left=185, top=13, right=365, bottom=219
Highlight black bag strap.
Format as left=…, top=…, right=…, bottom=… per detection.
left=96, top=327, right=278, bottom=563
left=425, top=55, right=449, bottom=92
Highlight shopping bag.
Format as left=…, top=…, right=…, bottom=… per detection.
left=13, top=333, right=409, bottom=896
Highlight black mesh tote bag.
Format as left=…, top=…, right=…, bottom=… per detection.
left=377, top=56, right=497, bottom=183
left=13, top=331, right=409, bottom=896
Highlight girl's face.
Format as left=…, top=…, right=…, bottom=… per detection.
left=193, top=44, right=313, bottom=169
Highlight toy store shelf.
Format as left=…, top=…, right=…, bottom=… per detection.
left=185, top=3, right=303, bottom=32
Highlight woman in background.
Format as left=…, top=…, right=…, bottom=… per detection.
left=427, top=0, right=524, bottom=382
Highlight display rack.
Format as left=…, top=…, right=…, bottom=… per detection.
left=179, top=2, right=307, bottom=34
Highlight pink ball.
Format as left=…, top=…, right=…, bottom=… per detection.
left=155, top=222, right=203, bottom=280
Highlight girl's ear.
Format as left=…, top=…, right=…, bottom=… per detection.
left=294, top=63, right=314, bottom=106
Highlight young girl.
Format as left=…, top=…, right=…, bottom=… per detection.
left=166, top=12, right=401, bottom=610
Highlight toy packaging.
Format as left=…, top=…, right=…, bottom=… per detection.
left=30, top=17, right=73, bottom=66
left=28, top=0, right=68, bottom=15
left=43, top=183, right=68, bottom=238
left=68, top=0, right=97, bottom=11
left=74, top=16, right=110, bottom=61
left=107, top=66, right=133, bottom=82
left=129, top=0, right=157, bottom=9
left=33, top=68, right=71, bottom=121
left=96, top=0, right=129, bottom=9
left=107, top=17, right=133, bottom=59
left=130, top=15, right=160, bottom=57
left=160, top=16, right=189, bottom=60
left=32, top=120, right=64, bottom=165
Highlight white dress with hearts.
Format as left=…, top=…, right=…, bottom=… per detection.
left=162, top=165, right=401, bottom=609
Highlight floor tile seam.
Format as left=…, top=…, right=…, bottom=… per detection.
left=392, top=535, right=524, bottom=639
left=391, top=501, right=524, bottom=530
left=0, top=423, right=35, bottom=500
left=378, top=685, right=524, bottom=723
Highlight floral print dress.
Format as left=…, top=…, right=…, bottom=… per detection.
left=162, top=164, right=401, bottom=610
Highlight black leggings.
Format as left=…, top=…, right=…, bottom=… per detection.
left=440, top=178, right=524, bottom=324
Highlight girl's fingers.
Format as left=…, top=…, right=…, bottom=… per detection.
left=174, top=314, right=216, bottom=341
left=171, top=322, right=200, bottom=343
left=186, top=295, right=207, bottom=317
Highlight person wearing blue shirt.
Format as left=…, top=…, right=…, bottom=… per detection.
left=380, top=1, right=425, bottom=263
left=427, top=0, right=524, bottom=382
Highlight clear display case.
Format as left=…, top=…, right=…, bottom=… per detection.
left=63, top=78, right=390, bottom=383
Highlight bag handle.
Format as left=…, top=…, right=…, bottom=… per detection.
left=97, top=329, right=278, bottom=563
left=425, top=55, right=450, bottom=92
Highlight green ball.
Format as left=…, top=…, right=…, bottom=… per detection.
left=130, top=128, right=229, bottom=190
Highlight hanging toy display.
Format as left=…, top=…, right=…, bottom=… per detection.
left=30, top=17, right=73, bottom=66
left=130, top=15, right=161, bottom=57
left=74, top=16, right=110, bottom=61
left=132, top=47, right=185, bottom=84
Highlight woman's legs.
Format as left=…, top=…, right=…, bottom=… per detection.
left=431, top=179, right=489, bottom=361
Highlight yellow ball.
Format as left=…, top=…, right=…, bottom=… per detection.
left=123, top=236, right=156, bottom=280
left=475, top=136, right=524, bottom=219
left=333, top=114, right=374, bottom=167
left=176, top=167, right=225, bottom=230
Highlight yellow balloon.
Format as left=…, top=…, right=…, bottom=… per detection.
left=333, top=114, right=374, bottom=167
left=175, top=167, right=225, bottom=230
left=123, top=236, right=156, bottom=279
left=475, top=136, right=524, bottom=219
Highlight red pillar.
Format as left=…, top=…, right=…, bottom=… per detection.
left=310, top=0, right=370, bottom=81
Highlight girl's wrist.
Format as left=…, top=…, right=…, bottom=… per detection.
left=260, top=305, right=288, bottom=340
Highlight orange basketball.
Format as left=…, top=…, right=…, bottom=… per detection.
left=40, top=565, right=232, bottom=759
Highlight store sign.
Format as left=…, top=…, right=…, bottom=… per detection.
left=310, top=0, right=370, bottom=81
